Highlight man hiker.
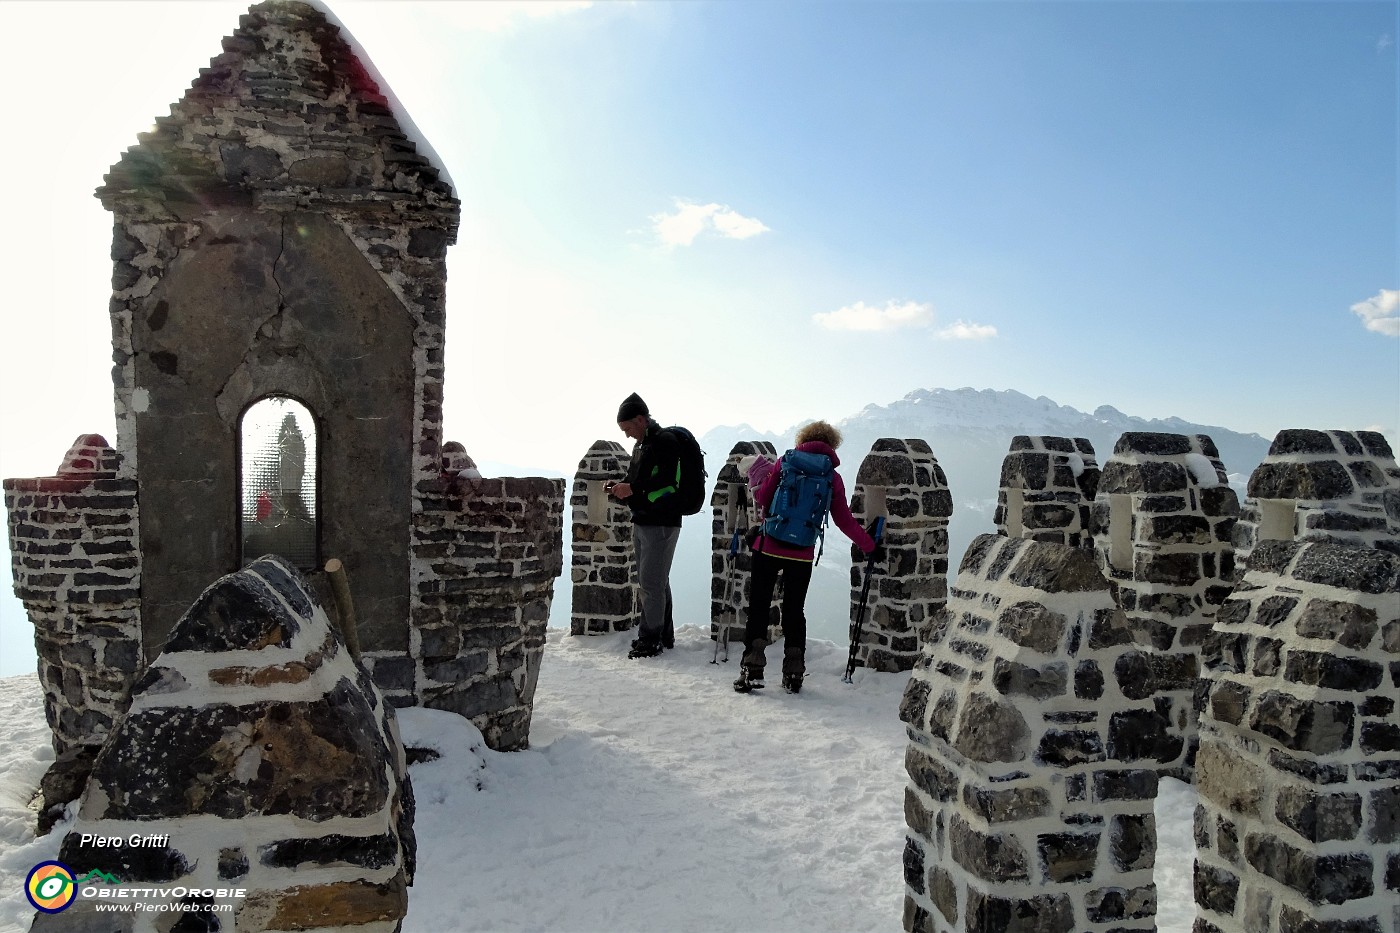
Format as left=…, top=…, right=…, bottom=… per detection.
left=609, top=392, right=681, bottom=658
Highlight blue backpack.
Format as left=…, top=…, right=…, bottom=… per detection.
left=762, top=450, right=835, bottom=551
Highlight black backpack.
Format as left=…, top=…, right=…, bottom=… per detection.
left=665, top=425, right=708, bottom=516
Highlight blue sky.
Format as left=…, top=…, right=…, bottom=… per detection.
left=0, top=1, right=1396, bottom=668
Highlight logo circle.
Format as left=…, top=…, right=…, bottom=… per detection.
left=25, top=861, right=76, bottom=913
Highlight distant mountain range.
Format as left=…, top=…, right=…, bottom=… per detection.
left=701, top=386, right=1269, bottom=490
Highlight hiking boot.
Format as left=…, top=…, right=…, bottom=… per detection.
left=782, top=645, right=806, bottom=677
left=734, top=664, right=765, bottom=692
left=782, top=673, right=803, bottom=694
left=628, top=640, right=662, bottom=659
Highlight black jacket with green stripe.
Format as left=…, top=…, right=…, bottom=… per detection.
left=623, top=419, right=684, bottom=527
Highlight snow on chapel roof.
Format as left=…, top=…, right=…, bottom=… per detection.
left=97, top=0, right=458, bottom=220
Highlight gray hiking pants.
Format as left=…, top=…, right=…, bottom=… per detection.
left=634, top=524, right=679, bottom=646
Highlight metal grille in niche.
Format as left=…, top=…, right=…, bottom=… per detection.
left=240, top=397, right=317, bottom=568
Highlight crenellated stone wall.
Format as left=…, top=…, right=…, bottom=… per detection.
left=710, top=441, right=780, bottom=650
left=996, top=435, right=1100, bottom=547
left=849, top=438, right=952, bottom=673
left=406, top=475, right=565, bottom=751
left=1234, top=429, right=1400, bottom=565
left=902, top=427, right=1398, bottom=933
left=3, top=436, right=141, bottom=755
left=900, top=535, right=1160, bottom=933
left=1091, top=432, right=1239, bottom=778
left=570, top=440, right=637, bottom=636
left=1195, top=539, right=1399, bottom=933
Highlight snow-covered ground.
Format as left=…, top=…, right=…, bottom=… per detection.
left=0, top=626, right=1197, bottom=933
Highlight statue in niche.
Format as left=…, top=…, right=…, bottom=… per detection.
left=242, top=410, right=316, bottom=567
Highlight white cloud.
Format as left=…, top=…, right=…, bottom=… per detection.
left=650, top=200, right=770, bottom=247
left=813, top=300, right=933, bottom=332
left=1378, top=33, right=1394, bottom=52
left=710, top=208, right=770, bottom=240
left=1350, top=289, right=1400, bottom=337
left=935, top=319, right=998, bottom=340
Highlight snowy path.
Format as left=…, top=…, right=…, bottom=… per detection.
left=404, top=626, right=912, bottom=932
left=0, top=625, right=1195, bottom=933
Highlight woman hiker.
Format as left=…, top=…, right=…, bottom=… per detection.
left=738, top=420, right=880, bottom=693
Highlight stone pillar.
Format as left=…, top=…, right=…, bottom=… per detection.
left=900, top=535, right=1160, bottom=933
left=996, top=435, right=1100, bottom=546
left=407, top=475, right=565, bottom=751
left=3, top=435, right=141, bottom=755
left=1234, top=429, right=1400, bottom=568
left=1196, top=539, right=1399, bottom=933
left=1091, top=432, right=1239, bottom=777
left=36, top=556, right=413, bottom=933
left=570, top=440, right=637, bottom=636
left=710, top=442, right=779, bottom=650
left=849, top=438, right=952, bottom=673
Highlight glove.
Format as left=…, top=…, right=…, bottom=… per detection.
left=868, top=543, right=887, bottom=563
left=864, top=518, right=885, bottom=542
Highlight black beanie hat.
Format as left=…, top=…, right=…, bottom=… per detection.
left=617, top=392, right=649, bottom=422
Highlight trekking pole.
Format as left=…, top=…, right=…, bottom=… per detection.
left=712, top=527, right=741, bottom=663
left=843, top=516, right=885, bottom=684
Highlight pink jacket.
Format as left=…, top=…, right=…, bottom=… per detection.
left=753, top=441, right=876, bottom=561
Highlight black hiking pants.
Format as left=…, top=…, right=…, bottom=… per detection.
left=744, top=550, right=813, bottom=671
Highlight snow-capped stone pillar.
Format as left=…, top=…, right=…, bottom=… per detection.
left=1091, top=432, right=1238, bottom=778
left=900, top=535, right=1160, bottom=933
left=1196, top=538, right=1399, bottom=933
left=3, top=434, right=142, bottom=756
left=710, top=441, right=779, bottom=649
left=570, top=441, right=637, bottom=636
left=996, top=436, right=1100, bottom=546
left=1233, top=429, right=1400, bottom=569
left=849, top=438, right=952, bottom=673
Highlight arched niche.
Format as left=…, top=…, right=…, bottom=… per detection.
left=239, top=395, right=319, bottom=569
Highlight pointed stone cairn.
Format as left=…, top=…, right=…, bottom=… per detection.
left=996, top=436, right=1101, bottom=546
left=570, top=440, right=638, bottom=636
left=1090, top=432, right=1239, bottom=779
left=710, top=442, right=780, bottom=651
left=849, top=439, right=952, bottom=672
left=1194, top=434, right=1400, bottom=933
left=2, top=435, right=141, bottom=757
left=900, top=535, right=1160, bottom=933
left=1233, top=429, right=1400, bottom=567
left=39, top=556, right=413, bottom=933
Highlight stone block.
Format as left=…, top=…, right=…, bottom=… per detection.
left=964, top=889, right=1074, bottom=933
left=1196, top=742, right=1266, bottom=816
left=1193, top=861, right=1240, bottom=915
left=950, top=814, right=1030, bottom=883
left=1037, top=830, right=1100, bottom=882
left=1274, top=786, right=1363, bottom=843
left=962, top=783, right=1051, bottom=824
left=1250, top=691, right=1355, bottom=756
left=907, top=745, right=958, bottom=802
left=953, top=692, right=1030, bottom=763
